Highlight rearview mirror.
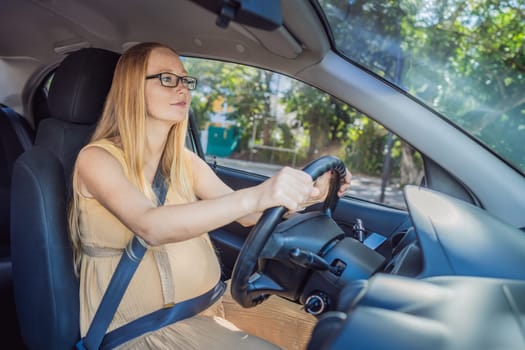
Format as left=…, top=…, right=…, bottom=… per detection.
left=190, top=0, right=282, bottom=30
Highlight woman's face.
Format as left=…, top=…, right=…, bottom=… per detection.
left=144, top=47, right=191, bottom=125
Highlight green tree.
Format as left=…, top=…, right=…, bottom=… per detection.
left=184, top=58, right=285, bottom=160
left=227, top=68, right=277, bottom=155
left=182, top=58, right=227, bottom=130
left=282, top=82, right=355, bottom=161
left=321, top=0, right=525, bottom=176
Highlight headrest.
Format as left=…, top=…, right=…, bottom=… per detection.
left=47, top=48, right=120, bottom=125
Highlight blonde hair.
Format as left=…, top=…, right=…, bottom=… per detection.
left=69, top=42, right=196, bottom=273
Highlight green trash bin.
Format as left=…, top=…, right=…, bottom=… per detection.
left=206, top=125, right=239, bottom=157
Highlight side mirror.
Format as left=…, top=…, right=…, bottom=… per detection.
left=190, top=0, right=282, bottom=30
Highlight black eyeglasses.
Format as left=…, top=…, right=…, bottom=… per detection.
left=145, top=72, right=198, bottom=90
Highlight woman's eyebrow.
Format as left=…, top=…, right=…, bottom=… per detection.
left=156, top=68, right=189, bottom=75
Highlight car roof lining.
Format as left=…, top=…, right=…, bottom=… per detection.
left=0, top=0, right=330, bottom=112
left=0, top=0, right=328, bottom=75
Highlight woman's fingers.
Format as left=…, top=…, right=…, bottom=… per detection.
left=312, top=168, right=352, bottom=199
left=337, top=168, right=352, bottom=197
left=310, top=186, right=321, bottom=198
left=258, top=166, right=353, bottom=212
left=258, top=167, right=315, bottom=211
left=314, top=171, right=331, bottom=193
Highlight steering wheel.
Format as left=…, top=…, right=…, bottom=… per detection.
left=231, top=155, right=347, bottom=308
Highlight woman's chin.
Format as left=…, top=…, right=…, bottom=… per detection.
left=148, top=114, right=187, bottom=125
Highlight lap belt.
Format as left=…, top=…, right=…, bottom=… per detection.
left=100, top=280, right=225, bottom=349
left=76, top=164, right=225, bottom=350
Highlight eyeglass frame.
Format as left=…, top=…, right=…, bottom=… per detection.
left=145, top=72, right=198, bottom=90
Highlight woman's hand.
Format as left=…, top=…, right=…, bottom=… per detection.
left=254, top=166, right=352, bottom=215
left=302, top=167, right=352, bottom=207
left=254, top=167, right=320, bottom=212
left=337, top=167, right=352, bottom=197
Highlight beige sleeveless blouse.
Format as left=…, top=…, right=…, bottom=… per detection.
left=74, top=139, right=222, bottom=335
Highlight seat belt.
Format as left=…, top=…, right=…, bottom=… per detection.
left=76, top=165, right=226, bottom=350
left=0, top=105, right=33, bottom=151
left=100, top=281, right=225, bottom=349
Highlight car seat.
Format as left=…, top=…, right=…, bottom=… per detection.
left=10, top=47, right=120, bottom=350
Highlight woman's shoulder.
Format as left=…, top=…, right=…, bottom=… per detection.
left=74, top=139, right=128, bottom=198
left=81, top=138, right=124, bottom=159
left=183, top=147, right=197, bottom=160
left=84, top=137, right=122, bottom=151
left=77, top=138, right=128, bottom=174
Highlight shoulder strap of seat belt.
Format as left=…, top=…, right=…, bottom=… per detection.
left=77, top=164, right=168, bottom=350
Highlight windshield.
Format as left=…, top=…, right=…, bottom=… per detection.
left=316, top=0, right=525, bottom=174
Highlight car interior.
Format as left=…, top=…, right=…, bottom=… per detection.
left=1, top=1, right=525, bottom=349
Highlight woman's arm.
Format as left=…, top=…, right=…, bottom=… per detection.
left=190, top=151, right=352, bottom=226
left=76, top=147, right=318, bottom=246
left=189, top=151, right=262, bottom=227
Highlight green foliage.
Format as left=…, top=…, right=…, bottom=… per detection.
left=182, top=58, right=225, bottom=130
left=183, top=56, right=406, bottom=177
left=319, top=0, right=525, bottom=173
left=282, top=81, right=356, bottom=159
left=346, top=117, right=389, bottom=176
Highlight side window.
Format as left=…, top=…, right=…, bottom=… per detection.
left=183, top=57, right=423, bottom=209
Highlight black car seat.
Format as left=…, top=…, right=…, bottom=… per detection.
left=10, top=47, right=120, bottom=350
left=0, top=104, right=34, bottom=259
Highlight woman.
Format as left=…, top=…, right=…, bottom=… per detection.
left=69, top=42, right=351, bottom=349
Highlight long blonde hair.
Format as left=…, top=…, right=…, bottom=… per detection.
left=69, top=42, right=196, bottom=273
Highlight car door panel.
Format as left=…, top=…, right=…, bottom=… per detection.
left=208, top=164, right=410, bottom=279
